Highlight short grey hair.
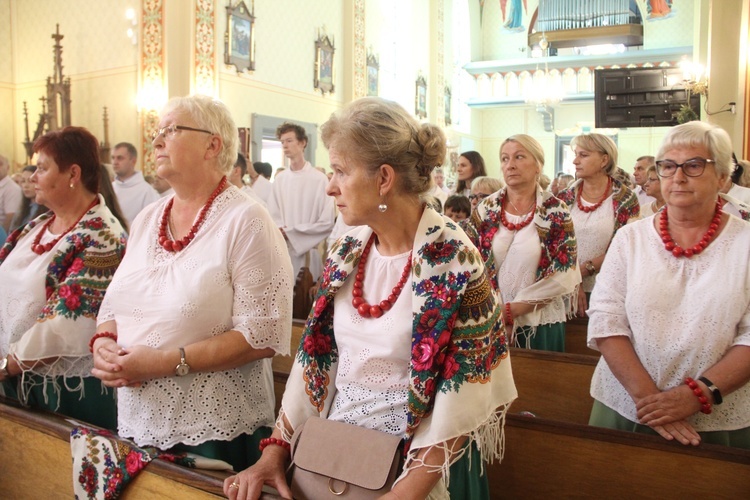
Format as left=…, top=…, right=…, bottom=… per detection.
left=161, top=95, right=238, bottom=174
left=656, top=121, right=733, bottom=177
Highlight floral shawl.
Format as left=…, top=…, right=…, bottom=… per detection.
left=464, top=187, right=581, bottom=331
left=0, top=195, right=126, bottom=401
left=280, top=207, right=517, bottom=479
left=557, top=176, right=640, bottom=237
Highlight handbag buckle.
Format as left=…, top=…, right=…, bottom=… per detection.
left=328, top=478, right=349, bottom=496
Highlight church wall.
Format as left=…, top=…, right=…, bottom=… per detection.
left=215, top=0, right=345, bottom=169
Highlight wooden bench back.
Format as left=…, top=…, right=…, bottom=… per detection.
left=509, top=348, right=597, bottom=424
left=489, top=415, right=750, bottom=498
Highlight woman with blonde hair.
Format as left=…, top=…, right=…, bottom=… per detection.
left=558, top=133, right=639, bottom=315
left=92, top=95, right=293, bottom=470
left=466, top=134, right=580, bottom=352
left=226, top=97, right=516, bottom=500
left=469, top=176, right=503, bottom=210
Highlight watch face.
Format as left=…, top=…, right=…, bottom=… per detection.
left=175, top=363, right=190, bottom=376
left=0, top=358, right=7, bottom=371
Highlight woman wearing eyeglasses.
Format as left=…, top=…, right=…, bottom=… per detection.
left=639, top=166, right=666, bottom=217
left=465, top=135, right=580, bottom=352
left=587, top=121, right=750, bottom=448
left=92, top=95, right=294, bottom=470
left=557, top=133, right=639, bottom=316
left=469, top=176, right=503, bottom=210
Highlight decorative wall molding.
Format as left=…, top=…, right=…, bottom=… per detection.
left=353, top=0, right=366, bottom=99
left=139, top=0, right=166, bottom=175
left=194, top=0, right=216, bottom=96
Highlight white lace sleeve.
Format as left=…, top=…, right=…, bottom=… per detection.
left=229, top=208, right=294, bottom=354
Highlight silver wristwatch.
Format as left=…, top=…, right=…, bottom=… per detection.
left=0, top=356, right=9, bottom=377
left=175, top=347, right=190, bottom=376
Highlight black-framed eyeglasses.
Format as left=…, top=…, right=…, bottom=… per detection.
left=151, top=124, right=214, bottom=142
left=469, top=193, right=489, bottom=202
left=655, top=157, right=715, bottom=178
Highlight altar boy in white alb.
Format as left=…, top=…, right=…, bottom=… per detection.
left=267, top=122, right=334, bottom=282
left=111, top=142, right=160, bottom=227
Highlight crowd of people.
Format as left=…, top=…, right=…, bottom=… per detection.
left=1, top=94, right=750, bottom=500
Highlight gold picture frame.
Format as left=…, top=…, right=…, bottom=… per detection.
left=415, top=75, right=427, bottom=119
left=314, top=30, right=335, bottom=95
left=224, top=1, right=255, bottom=73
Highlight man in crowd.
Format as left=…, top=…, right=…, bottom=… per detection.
left=111, top=142, right=160, bottom=226
left=267, top=122, right=334, bottom=281
left=228, top=153, right=265, bottom=206
left=632, top=155, right=656, bottom=208
left=250, top=161, right=273, bottom=204
left=0, top=155, right=22, bottom=233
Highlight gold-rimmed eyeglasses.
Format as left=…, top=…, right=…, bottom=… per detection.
left=151, top=124, right=214, bottom=142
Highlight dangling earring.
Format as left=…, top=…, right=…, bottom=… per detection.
left=378, top=203, right=388, bottom=213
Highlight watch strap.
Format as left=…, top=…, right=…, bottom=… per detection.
left=698, top=376, right=723, bottom=405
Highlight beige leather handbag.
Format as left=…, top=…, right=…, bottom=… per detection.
left=288, top=417, right=403, bottom=499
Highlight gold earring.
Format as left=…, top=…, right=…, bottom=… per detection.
left=69, top=183, right=74, bottom=189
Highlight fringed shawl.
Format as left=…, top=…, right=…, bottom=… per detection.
left=558, top=176, right=640, bottom=237
left=464, top=187, right=581, bottom=329
left=281, top=207, right=517, bottom=471
left=0, top=195, right=126, bottom=402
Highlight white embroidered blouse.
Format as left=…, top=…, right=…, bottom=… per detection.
left=571, top=195, right=615, bottom=292
left=588, top=216, right=750, bottom=431
left=98, top=186, right=294, bottom=448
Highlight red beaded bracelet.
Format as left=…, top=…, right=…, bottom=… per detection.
left=259, top=437, right=291, bottom=453
left=89, top=332, right=118, bottom=353
left=685, top=377, right=712, bottom=415
left=504, top=302, right=514, bottom=327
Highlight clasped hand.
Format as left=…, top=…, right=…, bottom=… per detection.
left=635, top=385, right=702, bottom=446
left=92, top=341, right=167, bottom=387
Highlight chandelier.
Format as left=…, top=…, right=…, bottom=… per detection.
left=524, top=36, right=565, bottom=106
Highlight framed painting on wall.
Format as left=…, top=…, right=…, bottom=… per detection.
left=366, top=51, right=379, bottom=96
left=415, top=75, right=427, bottom=119
left=314, top=31, right=335, bottom=95
left=224, top=1, right=255, bottom=73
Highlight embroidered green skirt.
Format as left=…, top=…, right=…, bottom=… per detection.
left=2, top=374, right=116, bottom=431
left=590, top=400, right=750, bottom=450
left=448, top=440, right=489, bottom=500
left=515, top=321, right=566, bottom=352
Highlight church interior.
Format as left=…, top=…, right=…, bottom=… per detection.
left=1, top=1, right=750, bottom=498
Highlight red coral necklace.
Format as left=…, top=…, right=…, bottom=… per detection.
left=500, top=197, right=535, bottom=231
left=351, top=233, right=412, bottom=318
left=659, top=200, right=723, bottom=258
left=31, top=197, right=99, bottom=255
left=577, top=177, right=612, bottom=213
left=158, top=176, right=227, bottom=252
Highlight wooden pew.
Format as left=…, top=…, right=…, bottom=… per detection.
left=272, top=319, right=306, bottom=414
left=565, top=316, right=596, bottom=356
left=0, top=397, right=283, bottom=499
left=488, top=414, right=750, bottom=498
left=509, top=348, right=597, bottom=425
